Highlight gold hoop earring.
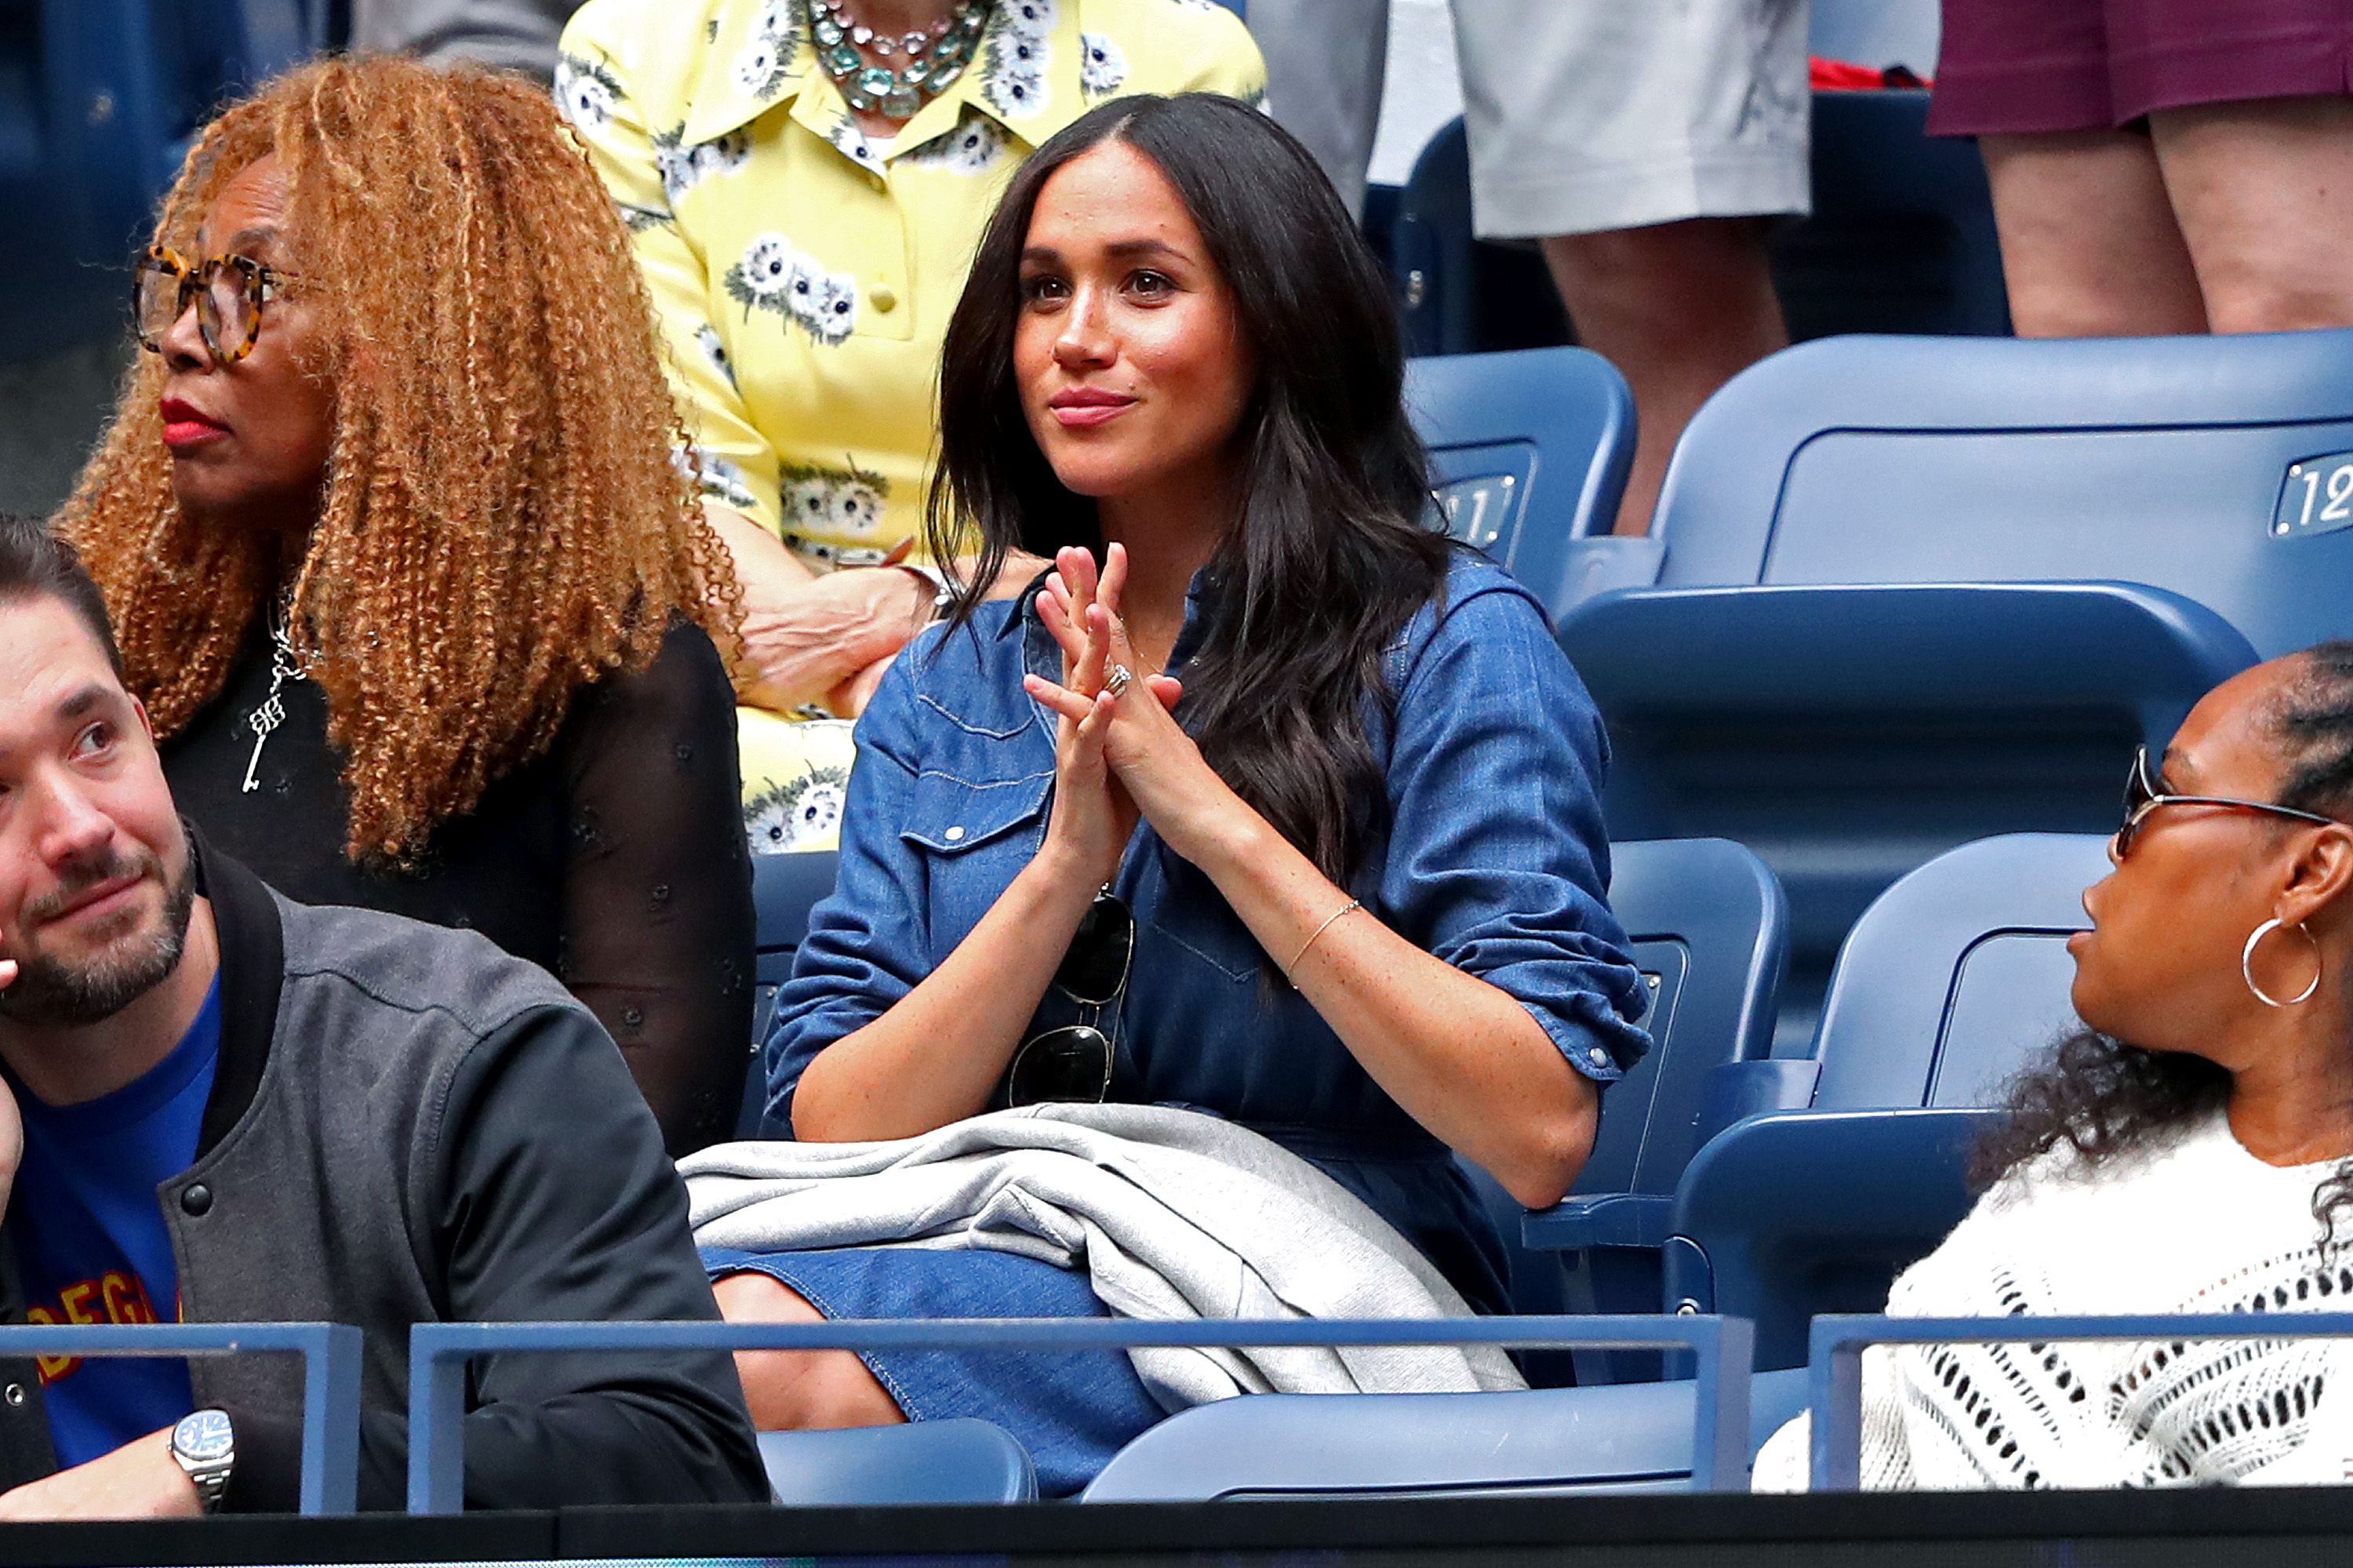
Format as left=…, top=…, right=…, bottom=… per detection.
left=2243, top=917, right=2323, bottom=1008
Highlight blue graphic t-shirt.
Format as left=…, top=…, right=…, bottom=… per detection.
left=9, top=980, right=220, bottom=1466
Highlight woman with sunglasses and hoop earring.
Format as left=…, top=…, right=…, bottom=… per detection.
left=700, top=96, right=1653, bottom=1496
left=1755, top=647, right=2353, bottom=1491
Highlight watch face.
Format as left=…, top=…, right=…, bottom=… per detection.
left=174, top=1409, right=234, bottom=1463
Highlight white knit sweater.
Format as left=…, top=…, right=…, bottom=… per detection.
left=1754, top=1111, right=2353, bottom=1490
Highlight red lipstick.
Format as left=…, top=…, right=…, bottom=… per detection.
left=159, top=398, right=229, bottom=452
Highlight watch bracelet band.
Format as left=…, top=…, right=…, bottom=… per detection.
left=896, top=561, right=955, bottom=620
left=169, top=1415, right=234, bottom=1512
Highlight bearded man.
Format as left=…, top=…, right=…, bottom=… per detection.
left=0, top=516, right=762, bottom=1516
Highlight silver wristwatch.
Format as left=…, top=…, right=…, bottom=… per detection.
left=169, top=1408, right=235, bottom=1513
left=896, top=562, right=955, bottom=620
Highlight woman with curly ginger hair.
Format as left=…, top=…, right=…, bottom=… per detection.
left=60, top=54, right=753, bottom=1155
left=1757, top=649, right=2353, bottom=1491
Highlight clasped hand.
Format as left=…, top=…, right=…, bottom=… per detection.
left=1024, top=545, right=1223, bottom=887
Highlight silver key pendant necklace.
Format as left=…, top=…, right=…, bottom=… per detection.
left=241, top=595, right=308, bottom=794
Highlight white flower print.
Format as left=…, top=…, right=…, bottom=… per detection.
left=778, top=462, right=893, bottom=551
left=753, top=0, right=798, bottom=42
left=553, top=53, right=622, bottom=132
left=744, top=762, right=851, bottom=854
left=657, top=124, right=752, bottom=206
left=782, top=253, right=826, bottom=326
left=696, top=323, right=736, bottom=387
left=784, top=536, right=893, bottom=568
left=674, top=446, right=758, bottom=511
left=1003, top=0, right=1056, bottom=34
left=807, top=273, right=859, bottom=346
left=690, top=129, right=752, bottom=184
left=780, top=473, right=835, bottom=536
left=617, top=201, right=671, bottom=232
left=820, top=111, right=878, bottom=170
left=983, top=25, right=1050, bottom=120
left=732, top=35, right=786, bottom=99
left=904, top=112, right=1007, bottom=175
left=728, top=237, right=860, bottom=347
left=1078, top=33, right=1127, bottom=98
left=986, top=60, right=1048, bottom=120
left=729, top=233, right=798, bottom=309
left=830, top=478, right=886, bottom=536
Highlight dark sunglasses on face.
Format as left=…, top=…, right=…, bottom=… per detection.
left=133, top=246, right=294, bottom=366
left=1004, top=890, right=1134, bottom=1108
left=2114, top=744, right=2340, bottom=858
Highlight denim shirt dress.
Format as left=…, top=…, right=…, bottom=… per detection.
left=731, top=551, right=1652, bottom=1490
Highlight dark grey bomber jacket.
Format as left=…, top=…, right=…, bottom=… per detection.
left=0, top=836, right=764, bottom=1512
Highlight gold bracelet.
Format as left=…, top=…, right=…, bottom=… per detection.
left=1286, top=898, right=1361, bottom=989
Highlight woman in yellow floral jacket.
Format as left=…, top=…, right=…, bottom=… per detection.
left=558, top=0, right=1264, bottom=852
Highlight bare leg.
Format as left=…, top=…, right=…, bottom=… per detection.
left=1979, top=130, right=2207, bottom=337
left=711, top=1270, right=908, bottom=1430
left=2151, top=96, right=2353, bottom=333
left=1540, top=216, right=1788, bottom=536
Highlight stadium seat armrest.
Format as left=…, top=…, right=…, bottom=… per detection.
left=1694, top=1059, right=1820, bottom=1146
left=1671, top=1109, right=2004, bottom=1249
left=1553, top=536, right=1667, bottom=611
left=1558, top=582, right=2256, bottom=738
left=1522, top=1191, right=1676, bottom=1252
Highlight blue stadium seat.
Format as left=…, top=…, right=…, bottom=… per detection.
left=5, top=0, right=315, bottom=362
left=1080, top=1366, right=1809, bottom=1502
left=1562, top=580, right=2249, bottom=1046
left=1642, top=329, right=2353, bottom=652
left=1662, top=833, right=2110, bottom=1368
left=1405, top=346, right=1647, bottom=613
left=1391, top=89, right=2006, bottom=359
left=1555, top=326, right=2353, bottom=1038
left=757, top=1419, right=1038, bottom=1505
left=1469, top=838, right=1785, bottom=1384
left=740, top=850, right=840, bottom=1137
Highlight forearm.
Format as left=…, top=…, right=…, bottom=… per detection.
left=1172, top=790, right=1598, bottom=1208
left=792, top=847, right=1100, bottom=1141
left=710, top=507, right=926, bottom=710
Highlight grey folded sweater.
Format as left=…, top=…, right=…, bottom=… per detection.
left=681, top=1104, right=1526, bottom=1412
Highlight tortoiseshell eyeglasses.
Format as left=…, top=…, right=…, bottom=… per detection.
left=133, top=246, right=294, bottom=366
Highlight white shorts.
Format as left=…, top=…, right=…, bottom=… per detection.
left=1449, top=0, right=1813, bottom=239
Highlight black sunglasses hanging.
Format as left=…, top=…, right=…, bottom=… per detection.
left=1004, top=889, right=1135, bottom=1108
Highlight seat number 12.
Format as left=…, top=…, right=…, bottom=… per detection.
left=2278, top=453, right=2353, bottom=538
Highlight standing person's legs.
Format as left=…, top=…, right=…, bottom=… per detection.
left=2151, top=96, right=2353, bottom=333
left=1450, top=0, right=1809, bottom=536
left=1931, top=0, right=2204, bottom=337
left=1250, top=0, right=1391, bottom=218
left=1978, top=131, right=2206, bottom=337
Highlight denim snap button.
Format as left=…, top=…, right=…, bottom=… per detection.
left=944, top=825, right=965, bottom=842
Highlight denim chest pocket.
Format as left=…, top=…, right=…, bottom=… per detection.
left=901, top=768, right=1053, bottom=958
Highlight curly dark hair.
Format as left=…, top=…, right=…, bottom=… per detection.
left=1973, top=642, right=2353, bottom=1242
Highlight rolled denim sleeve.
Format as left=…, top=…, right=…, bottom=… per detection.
left=758, top=631, right=938, bottom=1131
left=1379, top=577, right=1651, bottom=1083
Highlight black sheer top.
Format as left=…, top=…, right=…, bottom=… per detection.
left=162, top=617, right=752, bottom=1157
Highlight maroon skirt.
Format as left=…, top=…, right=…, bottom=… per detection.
left=1929, top=0, right=2353, bottom=136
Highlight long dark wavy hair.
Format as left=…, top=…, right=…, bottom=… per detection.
left=1973, top=642, right=2353, bottom=1242
left=924, top=93, right=1453, bottom=886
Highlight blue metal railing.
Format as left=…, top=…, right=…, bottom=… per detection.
left=409, top=1314, right=1755, bottom=1513
left=1808, top=1311, right=2353, bottom=1490
left=0, top=1322, right=360, bottom=1514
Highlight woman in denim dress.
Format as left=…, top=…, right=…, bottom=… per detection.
left=706, top=92, right=1653, bottom=1497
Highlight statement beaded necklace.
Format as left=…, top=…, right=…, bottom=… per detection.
left=809, top=0, right=994, bottom=120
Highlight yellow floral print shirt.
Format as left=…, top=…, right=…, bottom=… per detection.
left=558, top=0, right=1264, bottom=567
